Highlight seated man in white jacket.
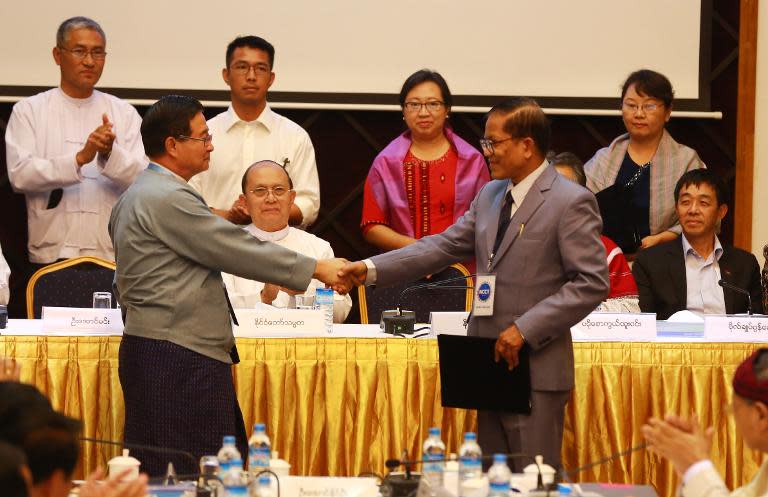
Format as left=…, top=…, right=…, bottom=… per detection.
left=642, top=348, right=768, bottom=497
left=223, top=160, right=351, bottom=322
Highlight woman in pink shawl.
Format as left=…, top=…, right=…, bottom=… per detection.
left=361, top=69, right=489, bottom=263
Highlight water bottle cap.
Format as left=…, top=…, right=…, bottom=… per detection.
left=259, top=475, right=271, bottom=485
left=493, top=454, right=507, bottom=463
left=558, top=484, right=573, bottom=495
left=428, top=427, right=440, bottom=436
left=463, top=432, right=476, bottom=441
left=254, top=423, right=266, bottom=432
left=223, top=435, right=236, bottom=444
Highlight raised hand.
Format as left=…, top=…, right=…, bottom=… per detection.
left=641, top=416, right=714, bottom=476
left=338, top=261, right=368, bottom=288
left=77, top=114, right=116, bottom=166
left=79, top=467, right=148, bottom=497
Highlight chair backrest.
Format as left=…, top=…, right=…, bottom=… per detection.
left=26, top=256, right=117, bottom=319
left=763, top=243, right=767, bottom=313
left=358, top=263, right=472, bottom=325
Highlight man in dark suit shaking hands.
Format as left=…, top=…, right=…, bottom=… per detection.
left=633, top=168, right=763, bottom=319
left=340, top=98, right=609, bottom=470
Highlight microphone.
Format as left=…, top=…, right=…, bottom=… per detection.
left=718, top=279, right=753, bottom=315
left=80, top=436, right=207, bottom=495
left=383, top=273, right=476, bottom=335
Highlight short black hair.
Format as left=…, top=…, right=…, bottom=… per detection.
left=0, top=383, right=81, bottom=485
left=487, top=97, right=551, bottom=155
left=0, top=442, right=29, bottom=497
left=548, top=151, right=586, bottom=187
left=621, top=69, right=674, bottom=108
left=399, top=69, right=452, bottom=109
left=241, top=160, right=294, bottom=193
left=674, top=168, right=728, bottom=206
left=226, top=36, right=275, bottom=69
left=141, top=95, right=204, bottom=158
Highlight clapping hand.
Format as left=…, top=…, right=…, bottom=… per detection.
left=79, top=467, right=148, bottom=497
left=77, top=114, right=116, bottom=166
left=641, top=415, right=714, bottom=476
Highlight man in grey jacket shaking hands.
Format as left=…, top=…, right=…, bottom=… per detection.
left=109, top=95, right=348, bottom=475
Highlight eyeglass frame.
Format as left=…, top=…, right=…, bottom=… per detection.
left=403, top=101, right=446, bottom=113
left=621, top=101, right=663, bottom=114
left=229, top=62, right=271, bottom=76
left=246, top=186, right=293, bottom=198
left=57, top=46, right=107, bottom=60
left=177, top=134, right=213, bottom=144
left=479, top=136, right=516, bottom=154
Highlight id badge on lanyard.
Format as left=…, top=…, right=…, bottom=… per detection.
left=473, top=274, right=496, bottom=316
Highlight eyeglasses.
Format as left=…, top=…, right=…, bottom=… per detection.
left=479, top=137, right=515, bottom=154
left=58, top=47, right=107, bottom=60
left=230, top=63, right=271, bottom=76
left=178, top=134, right=213, bottom=144
left=622, top=101, right=662, bottom=113
left=403, top=101, right=445, bottom=113
left=247, top=186, right=292, bottom=198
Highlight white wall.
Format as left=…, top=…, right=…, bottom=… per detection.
left=753, top=1, right=768, bottom=265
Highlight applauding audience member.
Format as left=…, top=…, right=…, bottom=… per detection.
left=5, top=17, right=145, bottom=270
left=361, top=69, right=489, bottom=271
left=584, top=69, right=705, bottom=254
left=633, top=169, right=763, bottom=319
left=643, top=348, right=768, bottom=497
left=223, top=161, right=352, bottom=321
left=190, top=36, right=320, bottom=228
left=551, top=151, right=639, bottom=313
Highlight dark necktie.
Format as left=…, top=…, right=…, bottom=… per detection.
left=492, top=191, right=514, bottom=255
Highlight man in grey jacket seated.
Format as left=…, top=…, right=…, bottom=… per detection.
left=642, top=348, right=768, bottom=497
left=109, top=95, right=349, bottom=475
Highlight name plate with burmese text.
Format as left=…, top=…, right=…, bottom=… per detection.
left=233, top=308, right=326, bottom=337
left=280, top=476, right=379, bottom=497
left=704, top=315, right=768, bottom=341
left=571, top=312, right=657, bottom=341
left=41, top=307, right=124, bottom=335
left=430, top=311, right=470, bottom=335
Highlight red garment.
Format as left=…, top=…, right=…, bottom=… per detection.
left=362, top=147, right=458, bottom=238
left=602, top=235, right=638, bottom=298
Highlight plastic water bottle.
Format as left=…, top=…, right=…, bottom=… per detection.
left=487, top=454, right=512, bottom=497
left=254, top=474, right=272, bottom=497
left=315, top=288, right=334, bottom=334
left=422, top=427, right=446, bottom=490
left=217, top=436, right=242, bottom=473
left=221, top=458, right=247, bottom=496
left=248, top=423, right=271, bottom=475
left=458, top=432, right=482, bottom=496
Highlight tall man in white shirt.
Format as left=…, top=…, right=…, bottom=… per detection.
left=223, top=160, right=351, bottom=321
left=5, top=16, right=145, bottom=266
left=189, top=36, right=320, bottom=228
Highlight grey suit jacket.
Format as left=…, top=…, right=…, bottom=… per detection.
left=372, top=165, right=609, bottom=390
left=109, top=164, right=316, bottom=363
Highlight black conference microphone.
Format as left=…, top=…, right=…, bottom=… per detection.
left=718, top=279, right=753, bottom=315
left=383, top=273, right=476, bottom=335
left=79, top=436, right=209, bottom=496
left=557, top=443, right=647, bottom=497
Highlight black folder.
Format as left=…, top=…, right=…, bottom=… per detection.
left=437, top=334, right=532, bottom=414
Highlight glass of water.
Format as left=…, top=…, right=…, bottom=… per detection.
left=92, top=292, right=112, bottom=309
left=295, top=294, right=314, bottom=310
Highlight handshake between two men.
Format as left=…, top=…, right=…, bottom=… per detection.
left=312, top=259, right=369, bottom=294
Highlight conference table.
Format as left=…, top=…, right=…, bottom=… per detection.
left=0, top=319, right=764, bottom=497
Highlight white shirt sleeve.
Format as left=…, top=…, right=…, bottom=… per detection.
left=98, top=105, right=147, bottom=189
left=0, top=245, right=10, bottom=306
left=287, top=132, right=320, bottom=227
left=6, top=103, right=83, bottom=193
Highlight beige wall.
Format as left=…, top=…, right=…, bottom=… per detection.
left=753, top=0, right=768, bottom=265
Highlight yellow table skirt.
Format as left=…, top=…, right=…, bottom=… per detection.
left=1, top=337, right=763, bottom=497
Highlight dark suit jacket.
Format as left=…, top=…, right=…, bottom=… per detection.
left=633, top=238, right=763, bottom=319
left=372, top=165, right=609, bottom=391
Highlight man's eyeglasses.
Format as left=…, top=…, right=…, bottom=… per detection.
left=247, top=186, right=292, bottom=198
left=230, top=63, right=271, bottom=76
left=178, top=134, right=213, bottom=144
left=58, top=47, right=107, bottom=60
left=403, top=101, right=445, bottom=113
left=622, top=102, right=662, bottom=113
left=479, top=137, right=515, bottom=154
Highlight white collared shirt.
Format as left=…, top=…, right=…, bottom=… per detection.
left=6, top=88, right=146, bottom=263
left=0, top=242, right=10, bottom=305
left=189, top=105, right=320, bottom=227
left=682, top=234, right=726, bottom=315
left=222, top=224, right=352, bottom=321
left=506, top=159, right=549, bottom=217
